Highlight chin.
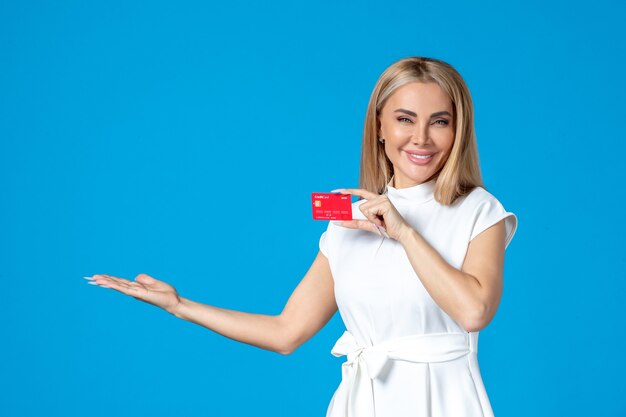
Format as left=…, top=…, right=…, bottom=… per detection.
left=407, top=163, right=437, bottom=177
left=396, top=170, right=433, bottom=185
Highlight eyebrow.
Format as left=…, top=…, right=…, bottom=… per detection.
left=394, top=108, right=452, bottom=118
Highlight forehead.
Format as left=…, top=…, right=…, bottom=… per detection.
left=383, top=82, right=452, bottom=112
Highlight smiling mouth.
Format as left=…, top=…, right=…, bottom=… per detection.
left=405, top=150, right=436, bottom=164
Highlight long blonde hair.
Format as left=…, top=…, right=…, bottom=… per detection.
left=359, top=56, right=483, bottom=205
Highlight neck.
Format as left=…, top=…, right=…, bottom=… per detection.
left=392, top=173, right=438, bottom=189
left=385, top=174, right=436, bottom=204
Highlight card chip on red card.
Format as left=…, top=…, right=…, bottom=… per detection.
left=311, top=192, right=353, bottom=220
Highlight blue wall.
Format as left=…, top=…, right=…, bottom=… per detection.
left=1, top=1, right=625, bottom=416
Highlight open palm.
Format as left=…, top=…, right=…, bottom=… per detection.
left=85, top=273, right=181, bottom=313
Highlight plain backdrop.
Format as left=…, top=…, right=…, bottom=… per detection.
left=1, top=1, right=625, bottom=416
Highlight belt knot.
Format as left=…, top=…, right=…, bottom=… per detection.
left=327, top=330, right=471, bottom=417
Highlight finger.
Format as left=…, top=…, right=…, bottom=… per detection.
left=97, top=279, right=143, bottom=295
left=91, top=275, right=109, bottom=285
left=334, top=219, right=381, bottom=235
left=333, top=219, right=359, bottom=228
left=93, top=275, right=133, bottom=291
left=84, top=275, right=108, bottom=287
left=356, top=201, right=380, bottom=224
left=93, top=278, right=126, bottom=292
left=374, top=224, right=390, bottom=238
left=136, top=275, right=171, bottom=292
left=331, top=188, right=380, bottom=201
left=98, top=274, right=134, bottom=286
left=135, top=273, right=156, bottom=284
left=360, top=209, right=385, bottom=228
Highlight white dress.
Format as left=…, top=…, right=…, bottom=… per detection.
left=319, top=176, right=518, bottom=417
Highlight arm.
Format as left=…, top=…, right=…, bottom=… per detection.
left=168, top=297, right=289, bottom=355
left=397, top=219, right=507, bottom=332
left=277, top=250, right=338, bottom=354
left=169, top=250, right=337, bottom=355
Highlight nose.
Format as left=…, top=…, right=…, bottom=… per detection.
left=410, top=122, right=430, bottom=145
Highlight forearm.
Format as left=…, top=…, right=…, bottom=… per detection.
left=167, top=296, right=289, bottom=355
left=398, top=226, right=484, bottom=331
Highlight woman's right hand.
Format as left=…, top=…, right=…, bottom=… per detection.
left=86, top=273, right=182, bottom=314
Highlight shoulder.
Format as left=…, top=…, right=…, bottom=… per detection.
left=464, top=185, right=497, bottom=202
left=460, top=186, right=518, bottom=248
left=455, top=186, right=505, bottom=211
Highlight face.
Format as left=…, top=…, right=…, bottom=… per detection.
left=378, top=81, right=455, bottom=188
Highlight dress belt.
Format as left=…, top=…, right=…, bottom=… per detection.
left=328, top=330, right=472, bottom=417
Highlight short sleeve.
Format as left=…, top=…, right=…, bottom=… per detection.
left=469, top=195, right=518, bottom=249
left=319, top=230, right=329, bottom=258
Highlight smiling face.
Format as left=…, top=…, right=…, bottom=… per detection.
left=378, top=81, right=456, bottom=189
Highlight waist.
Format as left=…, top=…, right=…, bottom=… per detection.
left=330, top=330, right=472, bottom=379
left=327, top=330, right=478, bottom=417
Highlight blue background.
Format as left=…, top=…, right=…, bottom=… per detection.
left=1, top=1, right=625, bottom=416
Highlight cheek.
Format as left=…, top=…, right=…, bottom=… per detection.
left=382, top=120, right=410, bottom=137
left=435, top=131, right=455, bottom=152
left=386, top=128, right=413, bottom=147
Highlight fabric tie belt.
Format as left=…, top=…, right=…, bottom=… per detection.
left=328, top=330, right=472, bottom=417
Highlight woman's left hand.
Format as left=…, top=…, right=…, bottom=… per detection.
left=331, top=188, right=412, bottom=242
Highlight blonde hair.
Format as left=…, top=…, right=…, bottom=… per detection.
left=359, top=56, right=484, bottom=205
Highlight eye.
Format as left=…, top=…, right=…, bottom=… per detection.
left=434, top=119, right=449, bottom=126
left=397, top=117, right=413, bottom=123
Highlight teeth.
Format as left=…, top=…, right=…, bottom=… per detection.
left=410, top=154, right=433, bottom=159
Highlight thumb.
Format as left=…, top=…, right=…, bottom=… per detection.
left=135, top=273, right=157, bottom=284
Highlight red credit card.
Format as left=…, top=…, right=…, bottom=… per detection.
left=311, top=192, right=353, bottom=220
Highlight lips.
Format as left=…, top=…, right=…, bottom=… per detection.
left=405, top=150, right=435, bottom=165
left=404, top=150, right=435, bottom=156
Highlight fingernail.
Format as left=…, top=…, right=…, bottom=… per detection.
left=87, top=281, right=99, bottom=285
left=375, top=225, right=390, bottom=238
left=330, top=189, right=342, bottom=193
left=83, top=276, right=94, bottom=280
left=332, top=221, right=344, bottom=226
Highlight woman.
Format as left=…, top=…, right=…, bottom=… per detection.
left=86, top=56, right=518, bottom=417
